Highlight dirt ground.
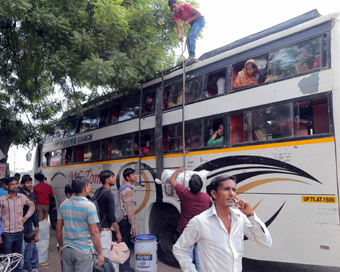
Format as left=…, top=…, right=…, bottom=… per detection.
left=38, top=228, right=181, bottom=272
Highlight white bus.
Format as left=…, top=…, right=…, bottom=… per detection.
left=35, top=10, right=340, bottom=270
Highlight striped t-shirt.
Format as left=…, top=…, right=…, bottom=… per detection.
left=57, top=195, right=99, bottom=253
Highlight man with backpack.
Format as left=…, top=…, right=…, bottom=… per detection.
left=96, top=170, right=122, bottom=259
left=118, top=168, right=137, bottom=272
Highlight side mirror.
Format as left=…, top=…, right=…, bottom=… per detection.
left=26, top=151, right=32, bottom=161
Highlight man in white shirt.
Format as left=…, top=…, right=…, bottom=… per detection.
left=173, top=174, right=272, bottom=272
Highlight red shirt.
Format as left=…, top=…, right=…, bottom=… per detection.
left=175, top=183, right=212, bottom=233
left=172, top=3, right=193, bottom=23
left=33, top=182, right=54, bottom=205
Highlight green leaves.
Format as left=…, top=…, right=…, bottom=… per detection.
left=0, top=0, right=190, bottom=156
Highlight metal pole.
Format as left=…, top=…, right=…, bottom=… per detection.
left=182, top=43, right=186, bottom=169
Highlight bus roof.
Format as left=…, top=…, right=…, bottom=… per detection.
left=143, top=9, right=321, bottom=84
left=198, top=9, right=321, bottom=61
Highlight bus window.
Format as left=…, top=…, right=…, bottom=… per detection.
left=118, top=93, right=139, bottom=122
left=232, top=58, right=261, bottom=90
left=98, top=109, right=109, bottom=128
left=42, top=152, right=51, bottom=167
left=167, top=82, right=182, bottom=108
left=75, top=145, right=84, bottom=162
left=140, top=129, right=154, bottom=155
left=142, top=91, right=155, bottom=116
left=83, top=141, right=103, bottom=162
left=205, top=117, right=224, bottom=147
left=64, top=119, right=77, bottom=137
left=53, top=128, right=64, bottom=140
left=163, top=86, right=171, bottom=110
left=244, top=103, right=293, bottom=142
left=162, top=124, right=182, bottom=152
left=294, top=97, right=329, bottom=136
left=50, top=150, right=62, bottom=166
left=266, top=36, right=323, bottom=82
left=230, top=114, right=245, bottom=144
left=109, top=104, right=120, bottom=124
left=185, top=78, right=201, bottom=104
left=204, top=70, right=226, bottom=98
left=107, top=138, right=122, bottom=158
left=108, top=134, right=134, bottom=157
left=79, top=112, right=99, bottom=132
left=185, top=120, right=202, bottom=149
left=61, top=148, right=72, bottom=164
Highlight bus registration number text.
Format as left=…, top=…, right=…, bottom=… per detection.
left=302, top=196, right=337, bottom=203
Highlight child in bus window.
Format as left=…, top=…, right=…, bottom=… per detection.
left=233, top=59, right=260, bottom=89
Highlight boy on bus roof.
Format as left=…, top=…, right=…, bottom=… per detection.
left=169, top=0, right=205, bottom=64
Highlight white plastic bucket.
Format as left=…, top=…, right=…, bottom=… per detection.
left=134, top=234, right=157, bottom=272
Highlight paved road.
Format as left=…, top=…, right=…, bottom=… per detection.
left=38, top=228, right=181, bottom=272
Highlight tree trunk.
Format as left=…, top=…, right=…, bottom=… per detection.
left=0, top=133, right=12, bottom=163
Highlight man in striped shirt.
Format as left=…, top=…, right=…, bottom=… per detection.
left=0, top=177, right=35, bottom=261
left=56, top=176, right=103, bottom=272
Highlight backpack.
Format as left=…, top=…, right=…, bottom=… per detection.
left=114, top=185, right=130, bottom=223
left=93, top=256, right=115, bottom=272
left=92, top=187, right=108, bottom=232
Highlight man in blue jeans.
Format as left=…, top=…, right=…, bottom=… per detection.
left=169, top=0, right=205, bottom=64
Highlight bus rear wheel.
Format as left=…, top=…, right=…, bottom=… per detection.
left=151, top=205, right=180, bottom=268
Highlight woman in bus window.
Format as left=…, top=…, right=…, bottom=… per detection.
left=207, top=124, right=224, bottom=146
left=233, top=59, right=260, bottom=89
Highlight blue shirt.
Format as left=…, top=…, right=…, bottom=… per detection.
left=24, top=243, right=39, bottom=270
left=57, top=195, right=99, bottom=253
left=0, top=188, right=7, bottom=197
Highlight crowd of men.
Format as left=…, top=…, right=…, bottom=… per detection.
left=0, top=173, right=53, bottom=271
left=0, top=167, right=272, bottom=272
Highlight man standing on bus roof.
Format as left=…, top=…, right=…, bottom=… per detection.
left=118, top=168, right=137, bottom=272
left=97, top=170, right=122, bottom=258
left=169, top=0, right=205, bottom=64
left=33, top=173, right=54, bottom=222
left=56, top=175, right=103, bottom=271
left=173, top=174, right=272, bottom=272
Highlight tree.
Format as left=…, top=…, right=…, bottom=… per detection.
left=0, top=0, right=189, bottom=162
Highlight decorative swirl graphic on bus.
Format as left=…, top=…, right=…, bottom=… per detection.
left=194, top=155, right=322, bottom=227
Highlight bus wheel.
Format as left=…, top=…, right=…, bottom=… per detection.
left=152, top=206, right=180, bottom=268
left=49, top=197, right=57, bottom=230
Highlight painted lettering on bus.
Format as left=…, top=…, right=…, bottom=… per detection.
left=56, top=134, right=93, bottom=149
left=69, top=168, right=100, bottom=184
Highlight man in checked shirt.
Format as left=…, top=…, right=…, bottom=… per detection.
left=0, top=177, right=35, bottom=271
left=118, top=168, right=137, bottom=272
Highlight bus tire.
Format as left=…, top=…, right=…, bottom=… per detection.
left=49, top=197, right=57, bottom=230
left=152, top=206, right=180, bottom=268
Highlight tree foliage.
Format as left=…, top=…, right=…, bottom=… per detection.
left=0, top=0, right=184, bottom=162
